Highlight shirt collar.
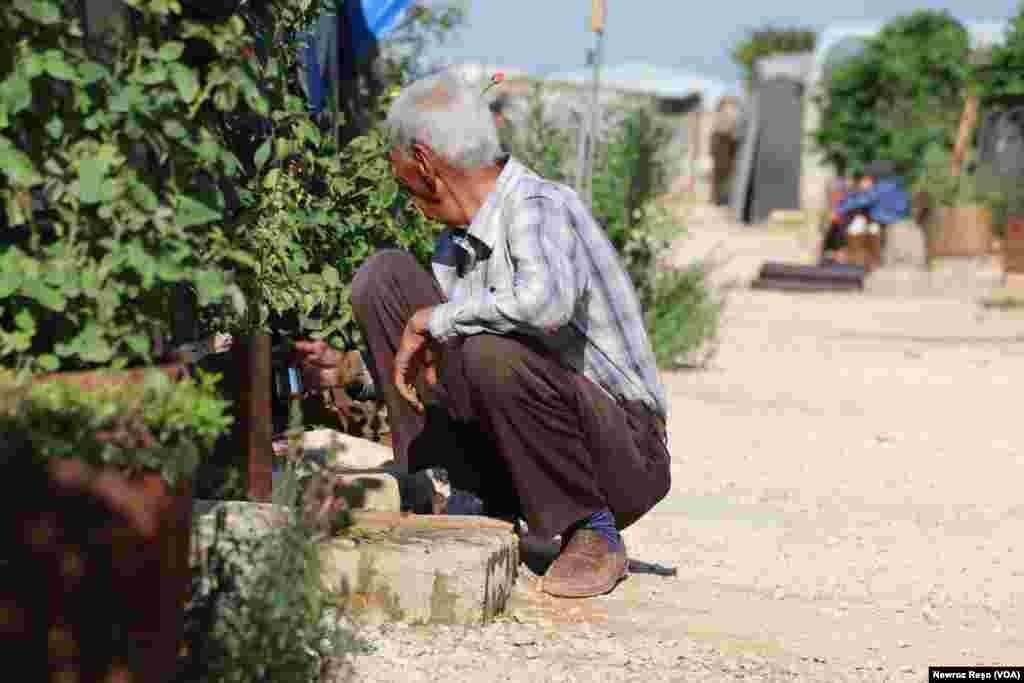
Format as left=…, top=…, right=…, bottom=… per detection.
left=465, top=157, right=527, bottom=249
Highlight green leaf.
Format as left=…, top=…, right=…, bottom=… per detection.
left=20, top=279, right=65, bottom=312
left=38, top=354, right=59, bottom=371
left=322, top=265, right=341, bottom=288
left=43, top=52, right=77, bottom=81
left=162, top=119, right=188, bottom=139
left=14, top=0, right=61, bottom=25
left=1, top=74, right=33, bottom=118
left=78, top=62, right=110, bottom=85
left=129, top=179, right=160, bottom=212
left=45, top=117, right=63, bottom=140
left=169, top=63, right=200, bottom=103
left=222, top=249, right=257, bottom=269
left=110, top=84, right=145, bottom=112
left=175, top=195, right=223, bottom=228
left=14, top=309, right=35, bottom=333
left=262, top=167, right=281, bottom=189
left=0, top=136, right=43, bottom=188
left=158, top=41, right=186, bottom=61
left=295, top=119, right=322, bottom=147
left=77, top=158, right=110, bottom=204
left=125, top=334, right=151, bottom=355
left=254, top=138, right=272, bottom=170
left=137, top=64, right=167, bottom=85
left=0, top=264, right=21, bottom=296
left=61, top=323, right=113, bottom=363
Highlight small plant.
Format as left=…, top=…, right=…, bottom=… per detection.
left=0, top=368, right=231, bottom=486
left=731, top=25, right=817, bottom=85
left=177, top=502, right=370, bottom=683
left=645, top=263, right=723, bottom=369
left=912, top=144, right=1002, bottom=211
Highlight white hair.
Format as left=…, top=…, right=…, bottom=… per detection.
left=385, top=69, right=503, bottom=171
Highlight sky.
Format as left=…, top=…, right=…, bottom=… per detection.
left=425, top=0, right=1019, bottom=84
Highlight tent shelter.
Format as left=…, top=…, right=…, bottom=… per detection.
left=730, top=53, right=813, bottom=224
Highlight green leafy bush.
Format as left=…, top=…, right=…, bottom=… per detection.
left=0, top=368, right=232, bottom=486
left=195, top=2, right=449, bottom=346
left=591, top=106, right=674, bottom=309
left=813, top=10, right=970, bottom=177
left=217, top=121, right=438, bottom=345
left=0, top=0, right=257, bottom=372
left=977, top=2, right=1024, bottom=104
left=645, top=263, right=722, bottom=369
left=912, top=143, right=1001, bottom=209
left=178, top=503, right=367, bottom=683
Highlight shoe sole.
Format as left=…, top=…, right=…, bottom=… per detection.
left=540, top=570, right=628, bottom=599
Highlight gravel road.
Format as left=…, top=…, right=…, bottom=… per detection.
left=343, top=215, right=1024, bottom=681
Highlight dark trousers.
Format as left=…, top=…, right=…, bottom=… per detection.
left=351, top=250, right=671, bottom=540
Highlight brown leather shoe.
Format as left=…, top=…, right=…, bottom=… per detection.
left=541, top=529, right=628, bottom=598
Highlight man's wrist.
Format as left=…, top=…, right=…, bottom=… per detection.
left=426, top=303, right=459, bottom=342
left=410, top=306, right=436, bottom=337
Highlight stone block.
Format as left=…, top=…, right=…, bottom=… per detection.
left=320, top=513, right=519, bottom=626
left=883, top=222, right=927, bottom=268
left=302, top=429, right=395, bottom=471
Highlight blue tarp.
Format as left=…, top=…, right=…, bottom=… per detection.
left=302, top=0, right=418, bottom=114
left=348, top=0, right=418, bottom=61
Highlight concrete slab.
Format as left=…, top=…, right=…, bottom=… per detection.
left=321, top=512, right=519, bottom=627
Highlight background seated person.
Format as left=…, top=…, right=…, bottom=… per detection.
left=832, top=160, right=912, bottom=271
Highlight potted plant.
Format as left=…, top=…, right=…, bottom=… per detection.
left=0, top=368, right=232, bottom=682
left=912, top=144, right=1000, bottom=262
left=995, top=185, right=1024, bottom=275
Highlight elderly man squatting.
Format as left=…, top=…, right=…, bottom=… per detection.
left=295, top=70, right=671, bottom=598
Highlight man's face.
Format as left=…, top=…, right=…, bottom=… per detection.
left=389, top=147, right=467, bottom=227
left=858, top=176, right=876, bottom=191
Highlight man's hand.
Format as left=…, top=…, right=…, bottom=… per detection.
left=394, top=307, right=436, bottom=413
left=293, top=339, right=345, bottom=393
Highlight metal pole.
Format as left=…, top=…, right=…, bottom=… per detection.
left=582, top=0, right=606, bottom=208
left=574, top=109, right=588, bottom=191
left=583, top=29, right=604, bottom=207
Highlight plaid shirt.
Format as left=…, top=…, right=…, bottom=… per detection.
left=428, top=158, right=668, bottom=418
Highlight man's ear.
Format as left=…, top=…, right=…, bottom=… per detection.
left=411, top=142, right=440, bottom=195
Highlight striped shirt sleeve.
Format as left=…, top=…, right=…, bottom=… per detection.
left=427, top=196, right=581, bottom=342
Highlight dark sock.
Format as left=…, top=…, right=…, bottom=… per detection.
left=445, top=489, right=486, bottom=516
left=568, top=509, right=624, bottom=552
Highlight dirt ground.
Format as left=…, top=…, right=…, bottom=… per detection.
left=347, top=209, right=1024, bottom=682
